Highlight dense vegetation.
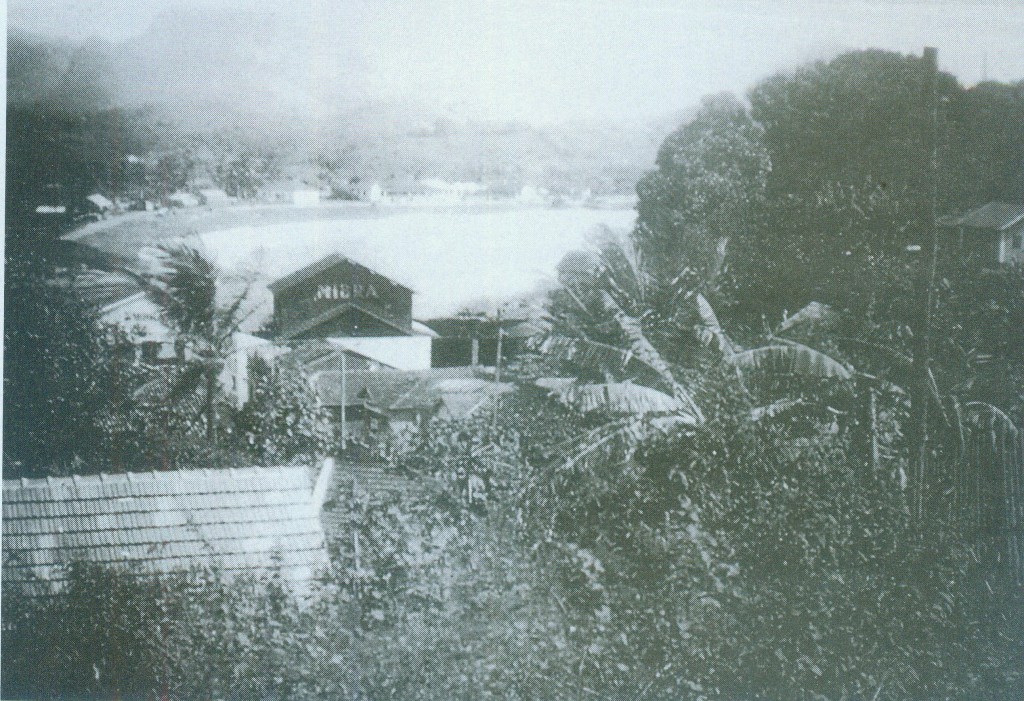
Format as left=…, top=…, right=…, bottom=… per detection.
left=2, top=244, right=333, bottom=476
left=4, top=49, right=1024, bottom=700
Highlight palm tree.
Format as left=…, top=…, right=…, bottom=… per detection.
left=131, top=243, right=252, bottom=444
left=547, top=232, right=1024, bottom=579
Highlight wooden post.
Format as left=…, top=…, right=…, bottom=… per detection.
left=495, top=309, right=504, bottom=382
left=340, top=351, right=347, bottom=451
left=910, top=47, right=939, bottom=520
left=311, top=457, right=336, bottom=514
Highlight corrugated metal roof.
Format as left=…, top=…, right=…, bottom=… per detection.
left=954, top=202, right=1024, bottom=231
left=313, top=367, right=498, bottom=413
left=2, top=466, right=329, bottom=592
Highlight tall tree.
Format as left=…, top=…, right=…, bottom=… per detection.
left=2, top=261, right=142, bottom=476
left=634, top=93, right=770, bottom=288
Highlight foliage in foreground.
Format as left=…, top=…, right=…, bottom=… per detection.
left=2, top=563, right=356, bottom=701
left=5, top=397, right=1022, bottom=701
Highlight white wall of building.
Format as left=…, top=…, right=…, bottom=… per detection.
left=327, top=336, right=432, bottom=371
left=292, top=190, right=321, bottom=207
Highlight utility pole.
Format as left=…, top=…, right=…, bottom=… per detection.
left=910, top=47, right=939, bottom=521
left=494, top=308, right=504, bottom=383
left=341, top=350, right=347, bottom=452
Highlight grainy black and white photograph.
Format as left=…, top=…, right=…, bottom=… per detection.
left=3, top=1, right=1024, bottom=699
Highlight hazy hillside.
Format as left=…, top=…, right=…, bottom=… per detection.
left=8, top=17, right=669, bottom=199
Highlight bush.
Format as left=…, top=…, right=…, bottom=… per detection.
left=1, top=563, right=355, bottom=701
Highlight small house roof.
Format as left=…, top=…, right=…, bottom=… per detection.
left=953, top=202, right=1024, bottom=231
left=2, top=466, right=329, bottom=593
left=268, top=253, right=413, bottom=294
left=313, top=367, right=495, bottom=413
left=286, top=341, right=396, bottom=373
left=314, top=370, right=438, bottom=412
left=86, top=193, right=114, bottom=210
left=58, top=269, right=143, bottom=310
left=422, top=315, right=537, bottom=339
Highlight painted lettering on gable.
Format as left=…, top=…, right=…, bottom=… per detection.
left=315, top=283, right=380, bottom=301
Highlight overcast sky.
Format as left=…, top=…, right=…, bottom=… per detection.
left=9, top=0, right=1024, bottom=123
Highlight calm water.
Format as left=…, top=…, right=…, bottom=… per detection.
left=199, top=205, right=636, bottom=318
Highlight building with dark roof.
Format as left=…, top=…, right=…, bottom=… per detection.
left=422, top=314, right=538, bottom=368
left=312, top=367, right=512, bottom=444
left=2, top=464, right=334, bottom=595
left=268, top=254, right=414, bottom=340
left=942, top=201, right=1024, bottom=266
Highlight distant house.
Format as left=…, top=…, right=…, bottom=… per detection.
left=942, top=201, right=1024, bottom=266
left=100, top=290, right=177, bottom=364
left=85, top=193, right=115, bottom=217
left=64, top=269, right=175, bottom=365
left=292, top=189, right=321, bottom=207
left=327, top=336, right=433, bottom=371
left=73, top=269, right=273, bottom=401
left=198, top=187, right=232, bottom=207
left=313, top=367, right=511, bottom=444
left=423, top=315, right=538, bottom=368
left=518, top=184, right=550, bottom=205
left=166, top=192, right=200, bottom=208
left=2, top=464, right=334, bottom=594
left=259, top=179, right=322, bottom=206
left=268, top=253, right=415, bottom=340
left=285, top=340, right=397, bottom=374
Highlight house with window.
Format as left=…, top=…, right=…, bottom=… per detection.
left=941, top=201, right=1024, bottom=267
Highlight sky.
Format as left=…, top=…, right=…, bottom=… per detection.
left=8, top=0, right=1024, bottom=124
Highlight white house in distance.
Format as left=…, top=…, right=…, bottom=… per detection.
left=942, top=201, right=1024, bottom=266
left=73, top=268, right=274, bottom=406
left=292, top=189, right=321, bottom=207
left=198, top=187, right=232, bottom=207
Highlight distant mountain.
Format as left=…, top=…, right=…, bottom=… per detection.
left=8, top=18, right=682, bottom=197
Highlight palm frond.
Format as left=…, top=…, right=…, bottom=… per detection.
left=538, top=333, right=634, bottom=373
left=695, top=293, right=737, bottom=356
left=601, top=291, right=705, bottom=423
left=776, top=301, right=834, bottom=335
left=153, top=244, right=218, bottom=335
left=561, top=413, right=693, bottom=472
left=750, top=398, right=806, bottom=422
left=964, top=401, right=1021, bottom=438
left=728, top=342, right=854, bottom=380
left=542, top=380, right=699, bottom=423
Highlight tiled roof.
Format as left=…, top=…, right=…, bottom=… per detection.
left=2, top=466, right=329, bottom=593
left=320, top=461, right=421, bottom=550
left=953, top=202, right=1024, bottom=231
